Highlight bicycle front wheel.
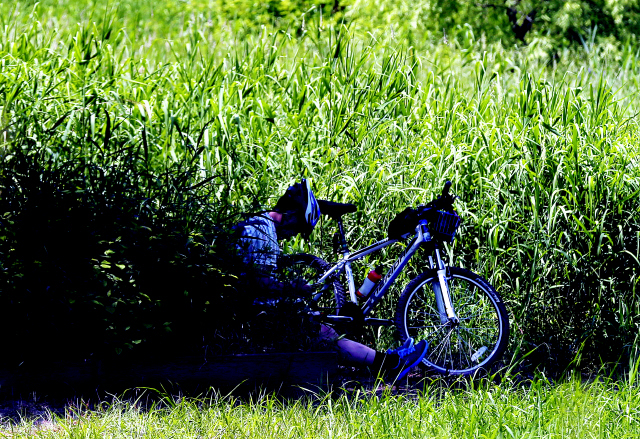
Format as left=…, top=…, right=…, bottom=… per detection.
left=395, top=267, right=509, bottom=376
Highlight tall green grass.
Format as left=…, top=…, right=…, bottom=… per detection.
left=2, top=1, right=640, bottom=370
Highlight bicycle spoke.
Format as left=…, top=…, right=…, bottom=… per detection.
left=429, top=328, right=454, bottom=366
left=430, top=336, right=448, bottom=367
left=449, top=329, right=467, bottom=370
left=442, top=330, right=453, bottom=366
left=446, top=331, right=454, bottom=369
left=455, top=328, right=479, bottom=363
left=414, top=289, right=441, bottom=313
left=415, top=302, right=476, bottom=369
left=407, top=307, right=441, bottom=316
left=459, top=326, right=497, bottom=332
left=406, top=313, right=441, bottom=326
left=409, top=321, right=449, bottom=340
left=447, top=325, right=486, bottom=370
left=424, top=324, right=450, bottom=346
left=407, top=313, right=440, bottom=324
left=457, top=329, right=474, bottom=367
left=458, top=326, right=497, bottom=343
left=458, top=307, right=496, bottom=321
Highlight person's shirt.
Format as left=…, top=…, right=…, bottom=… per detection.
left=236, top=213, right=280, bottom=275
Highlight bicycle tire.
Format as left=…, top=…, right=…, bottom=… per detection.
left=278, top=253, right=346, bottom=311
left=395, top=267, right=509, bottom=376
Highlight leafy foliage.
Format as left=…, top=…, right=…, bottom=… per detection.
left=1, top=1, right=640, bottom=373
left=1, top=134, right=215, bottom=360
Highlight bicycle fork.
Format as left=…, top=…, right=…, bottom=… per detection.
left=430, top=247, right=459, bottom=326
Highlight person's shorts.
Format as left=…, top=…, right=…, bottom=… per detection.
left=319, top=324, right=340, bottom=343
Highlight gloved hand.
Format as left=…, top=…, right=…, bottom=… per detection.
left=254, top=276, right=312, bottom=298
left=287, top=278, right=313, bottom=297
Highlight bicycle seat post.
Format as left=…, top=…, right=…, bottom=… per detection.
left=336, top=216, right=358, bottom=303
left=336, top=218, right=349, bottom=255
left=317, top=199, right=358, bottom=303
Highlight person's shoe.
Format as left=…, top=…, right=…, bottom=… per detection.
left=394, top=337, right=415, bottom=354
left=387, top=338, right=429, bottom=380
left=386, top=337, right=416, bottom=358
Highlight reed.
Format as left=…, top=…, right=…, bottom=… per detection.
left=1, top=0, right=639, bottom=370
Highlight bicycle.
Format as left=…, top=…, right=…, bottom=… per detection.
left=281, top=181, right=510, bottom=376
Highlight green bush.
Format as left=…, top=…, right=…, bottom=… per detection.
left=0, top=135, right=326, bottom=363
left=0, top=136, right=213, bottom=361
left=347, top=0, right=639, bottom=53
left=17, top=0, right=638, bottom=52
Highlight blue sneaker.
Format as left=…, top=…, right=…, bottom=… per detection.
left=387, top=338, right=429, bottom=380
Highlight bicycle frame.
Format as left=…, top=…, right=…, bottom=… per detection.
left=314, top=219, right=459, bottom=324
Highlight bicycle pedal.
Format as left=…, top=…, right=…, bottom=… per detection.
left=363, top=318, right=393, bottom=327
left=324, top=315, right=354, bottom=322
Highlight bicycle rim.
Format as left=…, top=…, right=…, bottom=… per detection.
left=398, top=268, right=508, bottom=375
left=278, top=253, right=345, bottom=310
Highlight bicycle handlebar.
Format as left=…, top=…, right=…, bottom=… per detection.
left=441, top=181, right=452, bottom=197
left=427, top=180, right=455, bottom=212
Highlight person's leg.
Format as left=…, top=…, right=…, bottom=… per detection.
left=319, top=325, right=428, bottom=379
left=337, top=338, right=377, bottom=365
left=320, top=324, right=376, bottom=365
left=319, top=324, right=405, bottom=371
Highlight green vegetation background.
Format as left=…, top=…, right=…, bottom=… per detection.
left=1, top=0, right=639, bottom=374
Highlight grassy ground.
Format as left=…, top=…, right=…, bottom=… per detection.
left=1, top=371, right=640, bottom=438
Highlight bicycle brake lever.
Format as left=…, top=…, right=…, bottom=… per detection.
left=441, top=180, right=452, bottom=197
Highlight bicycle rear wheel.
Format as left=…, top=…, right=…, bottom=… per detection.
left=395, top=267, right=509, bottom=376
left=277, top=253, right=345, bottom=311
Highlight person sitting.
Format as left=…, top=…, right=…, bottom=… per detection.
left=234, top=178, right=428, bottom=380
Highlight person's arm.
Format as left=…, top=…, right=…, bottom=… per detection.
left=252, top=270, right=312, bottom=298
left=254, top=274, right=285, bottom=294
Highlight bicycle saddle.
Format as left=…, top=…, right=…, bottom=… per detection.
left=318, top=199, right=357, bottom=220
